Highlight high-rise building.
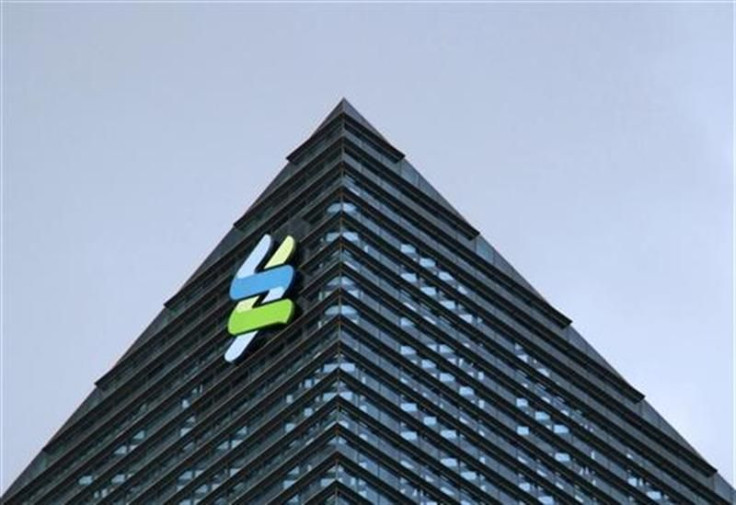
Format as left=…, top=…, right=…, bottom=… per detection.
left=4, top=100, right=733, bottom=505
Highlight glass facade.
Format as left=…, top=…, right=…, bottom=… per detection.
left=4, top=100, right=733, bottom=505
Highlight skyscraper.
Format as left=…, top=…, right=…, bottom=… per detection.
left=4, top=100, right=733, bottom=504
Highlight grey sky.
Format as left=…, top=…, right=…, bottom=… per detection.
left=2, top=3, right=733, bottom=492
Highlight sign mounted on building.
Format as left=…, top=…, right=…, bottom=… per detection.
left=225, top=234, right=298, bottom=362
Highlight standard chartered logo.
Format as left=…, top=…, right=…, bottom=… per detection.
left=225, top=234, right=298, bottom=363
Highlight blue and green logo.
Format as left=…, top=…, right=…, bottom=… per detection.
left=225, top=234, right=298, bottom=363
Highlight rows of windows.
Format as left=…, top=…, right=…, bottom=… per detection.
left=352, top=188, right=635, bottom=404
left=344, top=376, right=587, bottom=504
left=334, top=321, right=607, bottom=504
left=332, top=463, right=399, bottom=505
left=373, top=238, right=707, bottom=501
left=92, top=143, right=346, bottom=396
left=343, top=142, right=475, bottom=243
left=172, top=380, right=340, bottom=504
left=344, top=382, right=532, bottom=503
left=333, top=436, right=447, bottom=505
left=342, top=175, right=712, bottom=492
left=179, top=413, right=435, bottom=504
left=313, top=247, right=672, bottom=504
left=329, top=193, right=625, bottom=407
left=32, top=231, right=350, bottom=504
left=317, top=201, right=710, bottom=503
left=358, top=233, right=681, bottom=500
left=197, top=408, right=338, bottom=504
left=19, top=195, right=347, bottom=502
left=45, top=319, right=342, bottom=504
left=36, top=159, right=548, bottom=502
left=32, top=328, right=232, bottom=504
left=340, top=257, right=681, bottom=504
left=55, top=240, right=355, bottom=504
left=43, top=297, right=228, bottom=466
left=282, top=462, right=402, bottom=505
left=121, top=199, right=700, bottom=504
left=97, top=188, right=341, bottom=400
left=341, top=170, right=566, bottom=336
left=281, top=465, right=342, bottom=505
left=337, top=397, right=492, bottom=504
left=74, top=301, right=538, bottom=504
left=14, top=128, right=722, bottom=505
left=237, top=135, right=343, bottom=236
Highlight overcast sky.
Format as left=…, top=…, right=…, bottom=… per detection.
left=2, top=2, right=733, bottom=493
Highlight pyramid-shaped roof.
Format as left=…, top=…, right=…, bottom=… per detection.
left=4, top=100, right=733, bottom=505
left=314, top=98, right=388, bottom=140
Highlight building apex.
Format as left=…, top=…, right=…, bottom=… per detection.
left=314, top=98, right=387, bottom=141
left=287, top=98, right=403, bottom=164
